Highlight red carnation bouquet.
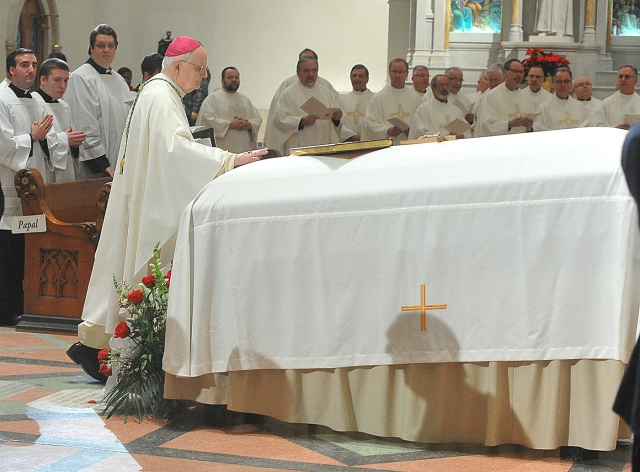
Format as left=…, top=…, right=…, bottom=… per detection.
left=101, top=243, right=180, bottom=421
left=522, top=48, right=571, bottom=78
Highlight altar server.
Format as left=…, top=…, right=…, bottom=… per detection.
left=33, top=58, right=87, bottom=182
left=63, top=24, right=130, bottom=179
left=67, top=36, right=266, bottom=381
left=196, top=67, right=262, bottom=153
left=534, top=67, right=592, bottom=131
left=361, top=58, right=423, bottom=144
left=340, top=64, right=374, bottom=141
left=602, top=65, right=640, bottom=130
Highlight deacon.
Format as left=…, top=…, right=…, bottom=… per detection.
left=408, top=74, right=470, bottom=139
left=33, top=58, right=87, bottom=182
left=340, top=64, right=374, bottom=141
left=196, top=66, right=263, bottom=153
left=271, top=57, right=352, bottom=155
left=66, top=37, right=266, bottom=382
left=0, top=48, right=54, bottom=326
left=445, top=67, right=473, bottom=124
left=475, top=59, right=533, bottom=137
left=573, top=75, right=608, bottom=125
left=522, top=64, right=551, bottom=112
left=534, top=67, right=591, bottom=131
left=361, top=58, right=423, bottom=145
left=63, top=24, right=130, bottom=179
left=602, top=65, right=640, bottom=130
left=264, top=48, right=338, bottom=154
left=411, top=65, right=430, bottom=97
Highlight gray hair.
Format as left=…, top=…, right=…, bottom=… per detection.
left=161, top=51, right=193, bottom=71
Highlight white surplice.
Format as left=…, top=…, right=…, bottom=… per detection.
left=408, top=97, right=470, bottom=139
left=602, top=90, right=640, bottom=128
left=534, top=95, right=591, bottom=131
left=264, top=75, right=338, bottom=153
left=81, top=74, right=236, bottom=336
left=361, top=84, right=423, bottom=145
left=0, top=87, right=56, bottom=229
left=63, top=63, right=130, bottom=173
left=32, top=92, right=74, bottom=182
left=272, top=81, right=351, bottom=155
left=340, top=89, right=374, bottom=137
left=475, top=83, right=531, bottom=137
left=196, top=88, right=262, bottom=153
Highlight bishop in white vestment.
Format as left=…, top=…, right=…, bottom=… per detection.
left=69, top=37, right=266, bottom=381
left=196, top=67, right=262, bottom=153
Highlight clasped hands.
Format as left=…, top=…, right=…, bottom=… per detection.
left=230, top=116, right=252, bottom=131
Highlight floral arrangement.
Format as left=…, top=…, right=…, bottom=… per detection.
left=522, top=48, right=571, bottom=78
left=99, top=243, right=182, bottom=422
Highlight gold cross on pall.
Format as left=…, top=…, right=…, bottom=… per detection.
left=347, top=103, right=365, bottom=125
left=401, top=284, right=447, bottom=331
left=558, top=112, right=578, bottom=127
left=391, top=104, right=411, bottom=121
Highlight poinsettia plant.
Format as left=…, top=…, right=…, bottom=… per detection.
left=100, top=243, right=181, bottom=422
left=522, top=48, right=571, bottom=78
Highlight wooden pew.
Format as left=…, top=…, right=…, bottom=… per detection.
left=14, top=169, right=112, bottom=332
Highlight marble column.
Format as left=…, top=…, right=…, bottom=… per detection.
left=508, top=0, right=524, bottom=42
left=583, top=0, right=596, bottom=44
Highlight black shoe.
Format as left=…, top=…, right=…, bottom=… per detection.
left=66, top=342, right=108, bottom=383
left=0, top=313, right=20, bottom=327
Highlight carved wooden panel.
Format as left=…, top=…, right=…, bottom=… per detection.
left=39, top=248, right=79, bottom=300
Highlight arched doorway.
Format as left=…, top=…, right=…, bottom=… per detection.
left=5, top=0, right=60, bottom=65
left=18, top=0, right=45, bottom=63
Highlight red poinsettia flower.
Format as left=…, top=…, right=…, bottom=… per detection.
left=127, top=289, right=144, bottom=305
left=98, top=363, right=112, bottom=376
left=164, top=269, right=172, bottom=287
left=97, top=348, right=109, bottom=361
left=141, top=275, right=156, bottom=288
left=114, top=321, right=131, bottom=338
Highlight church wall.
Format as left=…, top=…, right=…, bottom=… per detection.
left=1, top=0, right=390, bottom=110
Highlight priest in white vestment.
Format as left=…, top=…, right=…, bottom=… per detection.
left=272, top=57, right=352, bottom=156
left=602, top=65, right=640, bottom=130
left=340, top=64, right=374, bottom=141
left=536, top=0, right=573, bottom=36
left=33, top=58, right=87, bottom=182
left=0, top=48, right=58, bottom=325
left=264, top=48, right=338, bottom=154
left=361, top=58, right=423, bottom=145
left=466, top=71, right=489, bottom=106
left=472, top=65, right=504, bottom=137
left=475, top=59, right=533, bottom=137
left=411, top=65, right=430, bottom=98
left=522, top=65, right=552, bottom=113
left=66, top=37, right=266, bottom=382
left=196, top=67, right=262, bottom=153
left=63, top=24, right=130, bottom=179
left=573, top=76, right=608, bottom=126
left=409, top=74, right=471, bottom=139
left=445, top=67, right=473, bottom=125
left=534, top=68, right=592, bottom=131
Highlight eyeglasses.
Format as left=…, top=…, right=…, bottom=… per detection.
left=180, top=60, right=207, bottom=73
left=432, top=83, right=449, bottom=89
left=94, top=43, right=116, bottom=50
left=449, top=77, right=464, bottom=83
left=574, top=83, right=592, bottom=88
left=506, top=69, right=525, bottom=75
left=619, top=74, right=636, bottom=80
left=390, top=69, right=408, bottom=74
left=554, top=79, right=572, bottom=85
left=413, top=74, right=429, bottom=78
left=527, top=75, right=544, bottom=80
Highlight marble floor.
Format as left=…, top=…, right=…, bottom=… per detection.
left=0, top=326, right=632, bottom=471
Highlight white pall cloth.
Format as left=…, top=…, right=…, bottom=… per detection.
left=164, top=127, right=640, bottom=378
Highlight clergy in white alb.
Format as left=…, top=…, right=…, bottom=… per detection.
left=573, top=76, right=608, bottom=126
left=196, top=67, right=262, bottom=153
left=534, top=69, right=591, bottom=131
left=272, top=57, right=352, bottom=155
left=475, top=59, right=533, bottom=137
left=408, top=74, right=471, bottom=139
left=472, top=65, right=504, bottom=137
left=602, top=66, right=640, bottom=130
left=32, top=58, right=88, bottom=182
left=361, top=58, right=423, bottom=145
left=340, top=64, right=374, bottom=141
left=264, top=48, right=338, bottom=155
left=466, top=71, right=489, bottom=107
left=522, top=65, right=551, bottom=113
left=68, top=37, right=266, bottom=382
left=536, top=0, right=573, bottom=36
left=445, top=67, right=474, bottom=125
left=63, top=24, right=130, bottom=179
left=411, top=65, right=430, bottom=98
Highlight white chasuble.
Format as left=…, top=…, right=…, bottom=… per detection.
left=340, top=89, right=374, bottom=137
left=523, top=87, right=552, bottom=113
left=534, top=95, right=591, bottom=131
left=408, top=98, right=469, bottom=139
left=196, top=89, right=262, bottom=153
left=81, top=74, right=236, bottom=334
left=602, top=91, right=640, bottom=128
left=63, top=64, right=130, bottom=169
left=476, top=83, right=531, bottom=137
left=272, top=81, right=351, bottom=156
left=361, top=85, right=423, bottom=145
